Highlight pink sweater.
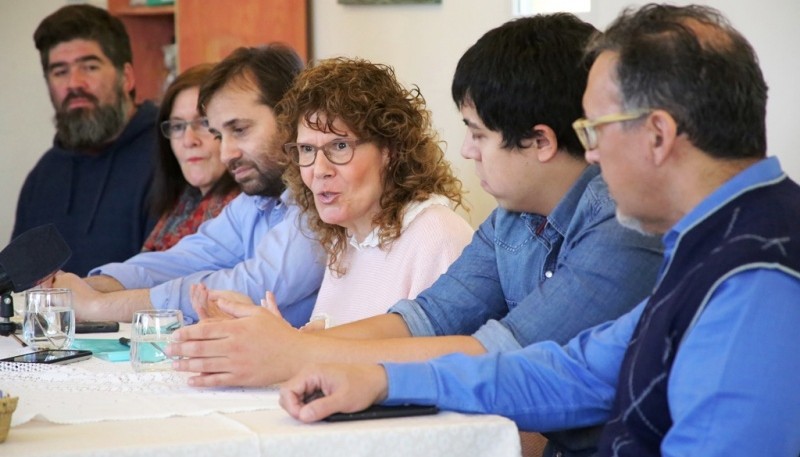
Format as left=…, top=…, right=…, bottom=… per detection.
left=310, top=199, right=473, bottom=327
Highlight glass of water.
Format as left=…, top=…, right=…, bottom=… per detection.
left=131, top=309, right=183, bottom=372
left=22, top=288, right=75, bottom=350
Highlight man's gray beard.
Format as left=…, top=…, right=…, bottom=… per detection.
left=54, top=89, right=129, bottom=151
left=616, top=208, right=654, bottom=236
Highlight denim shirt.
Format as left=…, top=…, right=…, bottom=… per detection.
left=390, top=165, right=663, bottom=352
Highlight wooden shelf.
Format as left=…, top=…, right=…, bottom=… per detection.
left=108, top=5, right=174, bottom=16
left=108, top=0, right=308, bottom=103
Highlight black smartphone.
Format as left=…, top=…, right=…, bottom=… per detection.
left=0, top=349, right=93, bottom=364
left=75, top=321, right=120, bottom=333
left=324, top=404, right=439, bottom=422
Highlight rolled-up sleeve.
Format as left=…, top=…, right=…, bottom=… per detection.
left=151, top=205, right=325, bottom=326
left=89, top=194, right=255, bottom=288
left=92, top=194, right=325, bottom=327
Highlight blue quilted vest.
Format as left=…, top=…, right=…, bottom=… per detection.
left=595, top=175, right=800, bottom=456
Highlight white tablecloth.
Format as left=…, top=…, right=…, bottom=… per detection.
left=0, top=325, right=521, bottom=456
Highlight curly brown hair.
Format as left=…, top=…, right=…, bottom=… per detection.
left=276, top=57, right=465, bottom=274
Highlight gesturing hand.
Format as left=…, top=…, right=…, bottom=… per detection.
left=167, top=297, right=301, bottom=386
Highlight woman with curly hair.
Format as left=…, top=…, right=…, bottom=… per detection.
left=268, top=57, right=473, bottom=328
left=188, top=58, right=472, bottom=330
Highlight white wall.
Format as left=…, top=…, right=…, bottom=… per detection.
left=311, top=0, right=800, bottom=228
left=1, top=0, right=798, bottom=242
left=310, top=0, right=512, bottom=227
left=579, top=0, right=800, bottom=183
left=0, top=0, right=66, bottom=241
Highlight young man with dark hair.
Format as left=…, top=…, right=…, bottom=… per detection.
left=281, top=5, right=800, bottom=456
left=14, top=4, right=157, bottom=275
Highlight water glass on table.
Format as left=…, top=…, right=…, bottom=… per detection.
left=131, top=309, right=183, bottom=372
left=22, top=288, right=75, bottom=350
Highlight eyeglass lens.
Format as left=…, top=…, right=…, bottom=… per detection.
left=161, top=118, right=209, bottom=139
left=285, top=140, right=358, bottom=166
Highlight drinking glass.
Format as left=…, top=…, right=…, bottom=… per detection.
left=11, top=291, right=25, bottom=317
left=22, top=288, right=75, bottom=350
left=130, top=309, right=183, bottom=372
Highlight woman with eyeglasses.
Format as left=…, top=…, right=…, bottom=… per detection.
left=192, top=57, right=473, bottom=330
left=279, top=57, right=474, bottom=328
left=143, top=64, right=239, bottom=251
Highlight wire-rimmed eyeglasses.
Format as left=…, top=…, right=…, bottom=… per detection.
left=160, top=118, right=210, bottom=139
left=283, top=139, right=370, bottom=167
left=572, top=110, right=651, bottom=150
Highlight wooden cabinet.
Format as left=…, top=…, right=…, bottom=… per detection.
left=107, top=0, right=308, bottom=103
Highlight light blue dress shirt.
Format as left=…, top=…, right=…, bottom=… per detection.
left=390, top=165, right=663, bottom=351
left=383, top=157, right=800, bottom=456
left=91, top=191, right=325, bottom=326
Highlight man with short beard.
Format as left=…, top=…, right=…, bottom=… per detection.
left=12, top=4, right=158, bottom=275
left=53, top=45, right=325, bottom=329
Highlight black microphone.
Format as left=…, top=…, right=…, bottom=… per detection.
left=0, top=224, right=71, bottom=337
left=0, top=224, right=72, bottom=294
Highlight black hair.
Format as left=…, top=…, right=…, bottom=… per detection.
left=452, top=14, right=598, bottom=157
left=197, top=44, right=304, bottom=115
left=34, top=4, right=134, bottom=99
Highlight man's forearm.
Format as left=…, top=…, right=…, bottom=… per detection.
left=84, top=274, right=125, bottom=292
left=311, top=313, right=487, bottom=364
left=299, top=332, right=488, bottom=367
left=322, top=313, right=412, bottom=340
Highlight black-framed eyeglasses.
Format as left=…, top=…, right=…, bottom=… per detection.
left=160, top=118, right=210, bottom=139
left=572, top=110, right=651, bottom=150
left=283, top=139, right=370, bottom=167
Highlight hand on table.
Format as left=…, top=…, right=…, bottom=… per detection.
left=51, top=271, right=104, bottom=321
left=168, top=293, right=302, bottom=386
left=279, top=363, right=389, bottom=423
left=36, top=269, right=61, bottom=288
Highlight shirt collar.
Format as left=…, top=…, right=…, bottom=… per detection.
left=349, top=194, right=451, bottom=250
left=252, top=189, right=290, bottom=212
left=663, top=156, right=784, bottom=248
left=545, top=164, right=601, bottom=237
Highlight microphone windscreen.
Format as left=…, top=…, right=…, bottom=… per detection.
left=0, top=224, right=72, bottom=293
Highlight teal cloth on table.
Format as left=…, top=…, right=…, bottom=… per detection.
left=71, top=339, right=130, bottom=362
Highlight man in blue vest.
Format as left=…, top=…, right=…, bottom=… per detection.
left=279, top=5, right=800, bottom=456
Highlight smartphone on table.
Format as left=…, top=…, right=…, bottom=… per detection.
left=75, top=321, right=120, bottom=333
left=324, top=404, right=439, bottom=422
left=0, top=349, right=92, bottom=364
